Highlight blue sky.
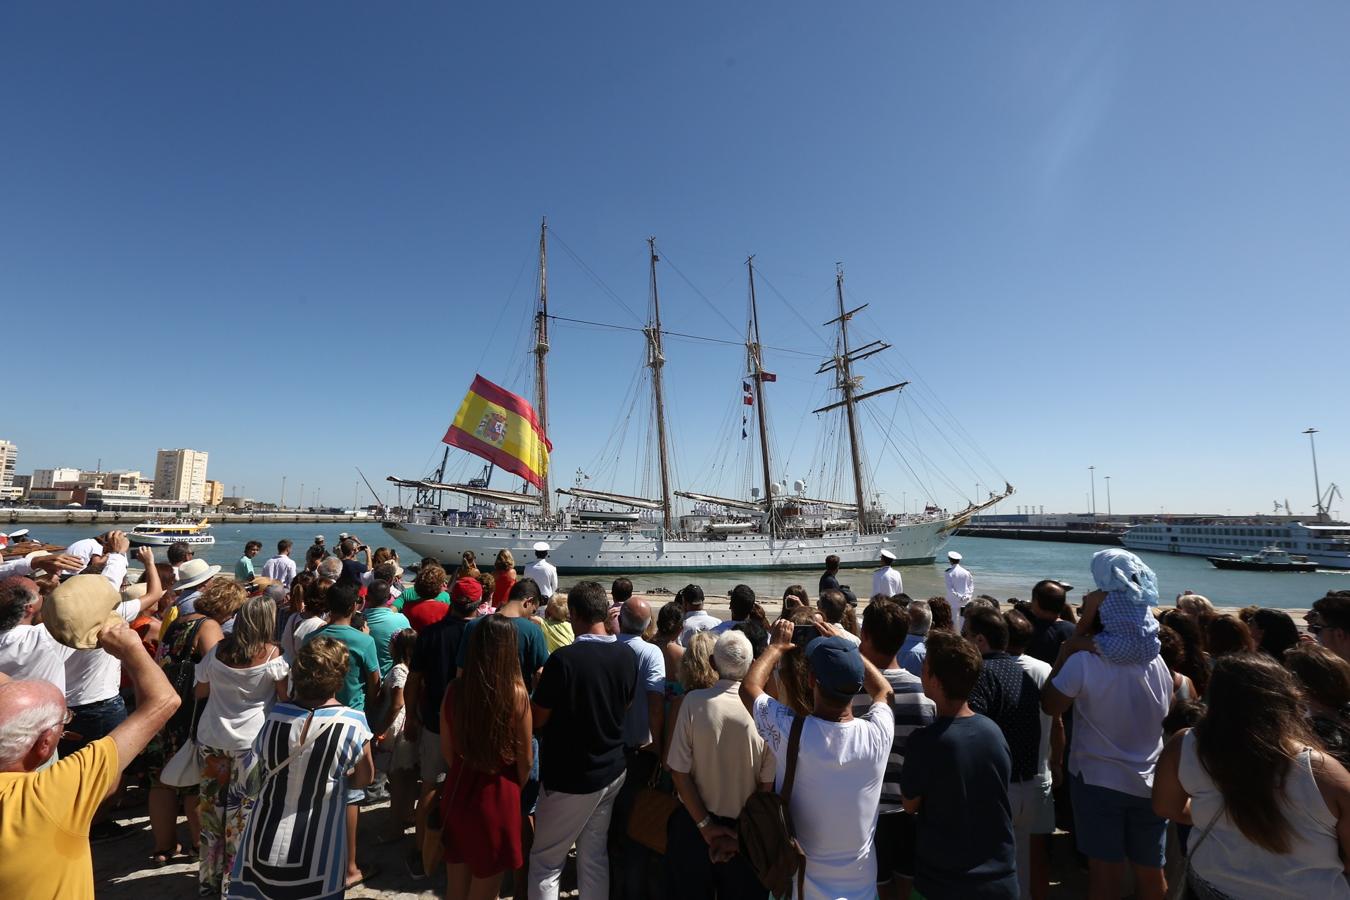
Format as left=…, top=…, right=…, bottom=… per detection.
left=3, top=2, right=1348, bottom=517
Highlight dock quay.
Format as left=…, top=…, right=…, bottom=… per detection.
left=956, top=524, right=1124, bottom=545
left=2, top=509, right=375, bottom=526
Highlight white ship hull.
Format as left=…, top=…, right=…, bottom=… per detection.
left=128, top=533, right=216, bottom=547
left=1123, top=521, right=1350, bottom=570
left=382, top=517, right=959, bottom=574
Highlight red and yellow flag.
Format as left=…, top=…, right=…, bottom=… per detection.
left=443, top=375, right=552, bottom=489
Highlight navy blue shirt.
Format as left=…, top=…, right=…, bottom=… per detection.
left=533, top=637, right=636, bottom=794
left=1026, top=616, right=1075, bottom=665
left=900, top=715, right=1018, bottom=899
left=337, top=558, right=367, bottom=587
left=968, top=652, right=1043, bottom=782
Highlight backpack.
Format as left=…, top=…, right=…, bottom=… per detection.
left=738, top=715, right=806, bottom=898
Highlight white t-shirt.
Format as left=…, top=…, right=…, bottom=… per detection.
left=195, top=645, right=290, bottom=752
left=678, top=610, right=722, bottom=647
left=871, top=566, right=903, bottom=599
left=1051, top=653, right=1170, bottom=798
left=65, top=538, right=104, bottom=572
left=753, top=693, right=894, bottom=900
left=282, top=614, right=327, bottom=663
left=64, top=599, right=140, bottom=706
left=1014, top=652, right=1054, bottom=786
left=0, top=624, right=74, bottom=693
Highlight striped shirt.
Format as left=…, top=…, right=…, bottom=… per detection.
left=852, top=668, right=937, bottom=812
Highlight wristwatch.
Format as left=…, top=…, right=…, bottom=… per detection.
left=695, top=815, right=712, bottom=830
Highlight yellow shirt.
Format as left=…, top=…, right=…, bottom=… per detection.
left=0, top=736, right=118, bottom=900
left=541, top=618, right=574, bottom=654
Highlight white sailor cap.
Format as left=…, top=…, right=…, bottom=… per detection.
left=533, top=541, right=551, bottom=553
left=879, top=549, right=896, bottom=561
left=948, top=551, right=962, bottom=562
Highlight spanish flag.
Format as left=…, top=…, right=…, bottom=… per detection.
left=443, top=375, right=552, bottom=489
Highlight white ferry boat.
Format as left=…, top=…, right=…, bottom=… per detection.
left=1124, top=520, right=1350, bottom=569
left=381, top=223, right=1011, bottom=574
left=128, top=518, right=216, bottom=548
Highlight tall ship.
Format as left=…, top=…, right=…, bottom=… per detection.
left=383, top=222, right=1012, bottom=574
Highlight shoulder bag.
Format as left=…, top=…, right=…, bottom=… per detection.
left=738, top=715, right=806, bottom=898
left=626, top=760, right=680, bottom=854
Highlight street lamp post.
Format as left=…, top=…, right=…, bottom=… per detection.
left=1304, top=428, right=1325, bottom=518
left=1105, top=475, right=1112, bottom=518
left=1089, top=466, right=1097, bottom=517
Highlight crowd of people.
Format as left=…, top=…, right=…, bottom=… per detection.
left=3, top=533, right=1350, bottom=899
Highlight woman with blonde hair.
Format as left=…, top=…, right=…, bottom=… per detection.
left=540, top=593, right=574, bottom=654
left=195, top=593, right=289, bottom=895
left=227, top=636, right=374, bottom=899
left=492, top=549, right=517, bottom=610
left=679, top=630, right=719, bottom=693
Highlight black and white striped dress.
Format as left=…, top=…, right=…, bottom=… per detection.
left=228, top=703, right=371, bottom=900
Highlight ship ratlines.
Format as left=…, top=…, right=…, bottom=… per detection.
left=382, top=222, right=1012, bottom=574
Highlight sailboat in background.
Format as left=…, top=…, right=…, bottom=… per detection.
left=382, top=220, right=1013, bottom=573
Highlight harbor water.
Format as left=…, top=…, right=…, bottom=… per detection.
left=12, top=522, right=1347, bottom=611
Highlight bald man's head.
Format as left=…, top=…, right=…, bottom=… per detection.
left=0, top=679, right=66, bottom=771
left=619, top=597, right=652, bottom=635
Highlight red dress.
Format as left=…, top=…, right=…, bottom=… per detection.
left=440, top=688, right=523, bottom=877
left=492, top=570, right=516, bottom=609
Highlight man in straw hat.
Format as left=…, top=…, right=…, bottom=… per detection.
left=170, top=557, right=222, bottom=615
left=0, top=617, right=179, bottom=896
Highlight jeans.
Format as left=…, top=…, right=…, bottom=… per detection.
left=59, top=694, right=127, bottom=757
left=664, top=806, right=766, bottom=900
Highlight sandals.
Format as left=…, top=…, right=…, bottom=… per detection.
left=150, top=844, right=183, bottom=867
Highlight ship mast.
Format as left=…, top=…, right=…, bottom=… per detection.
left=647, top=238, right=675, bottom=536
left=534, top=218, right=552, bottom=517
left=832, top=267, right=869, bottom=532
left=814, top=266, right=910, bottom=533
left=747, top=256, right=777, bottom=537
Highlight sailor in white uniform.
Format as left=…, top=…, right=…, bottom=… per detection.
left=523, top=540, right=559, bottom=599
left=871, top=548, right=904, bottom=598
left=945, top=550, right=974, bottom=631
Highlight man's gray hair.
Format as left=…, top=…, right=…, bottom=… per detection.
left=908, top=602, right=932, bottom=635
left=712, top=630, right=753, bottom=681
left=317, top=557, right=343, bottom=580
left=0, top=698, right=64, bottom=769
left=262, top=584, right=288, bottom=603
left=619, top=604, right=650, bottom=635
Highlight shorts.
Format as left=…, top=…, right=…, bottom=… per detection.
left=875, top=809, right=917, bottom=883
left=1069, top=772, right=1166, bottom=867
left=520, top=736, right=540, bottom=816
left=419, top=728, right=447, bottom=784
left=1009, top=778, right=1055, bottom=836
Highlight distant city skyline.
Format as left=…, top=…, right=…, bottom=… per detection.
left=3, top=4, right=1347, bottom=515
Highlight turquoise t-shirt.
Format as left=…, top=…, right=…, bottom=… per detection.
left=364, top=606, right=412, bottom=677
left=454, top=614, right=549, bottom=691
left=306, top=623, right=379, bottom=710
left=393, top=587, right=449, bottom=611
left=235, top=556, right=255, bottom=581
